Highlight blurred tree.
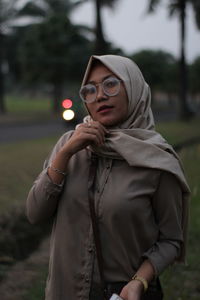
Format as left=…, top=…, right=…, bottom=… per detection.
left=131, top=49, right=178, bottom=104
left=18, top=0, right=92, bottom=113
left=88, top=0, right=119, bottom=54
left=189, top=56, right=200, bottom=96
left=147, top=0, right=200, bottom=119
left=5, top=29, right=23, bottom=85
left=0, top=0, right=47, bottom=114
left=0, top=0, right=19, bottom=114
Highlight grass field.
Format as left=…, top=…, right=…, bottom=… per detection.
left=0, top=135, right=59, bottom=213
left=0, top=95, right=58, bottom=124
left=0, top=117, right=200, bottom=299
left=6, top=95, right=51, bottom=113
left=1, top=92, right=86, bottom=125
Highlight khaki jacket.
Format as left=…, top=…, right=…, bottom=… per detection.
left=26, top=131, right=183, bottom=300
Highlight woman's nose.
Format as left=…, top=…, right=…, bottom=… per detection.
left=96, top=84, right=108, bottom=102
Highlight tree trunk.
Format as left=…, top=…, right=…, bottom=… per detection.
left=179, top=0, right=193, bottom=119
left=52, top=81, right=62, bottom=114
left=0, top=33, right=6, bottom=114
left=94, top=0, right=107, bottom=54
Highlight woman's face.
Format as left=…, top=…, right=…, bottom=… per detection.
left=85, top=63, right=128, bottom=127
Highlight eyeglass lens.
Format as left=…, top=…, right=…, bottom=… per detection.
left=80, top=77, right=120, bottom=103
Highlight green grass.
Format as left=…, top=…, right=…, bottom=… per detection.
left=1, top=94, right=86, bottom=124
left=0, top=136, right=59, bottom=213
left=160, top=143, right=200, bottom=299
left=0, top=95, right=59, bottom=124
left=1, top=118, right=200, bottom=299
left=6, top=95, right=51, bottom=113
left=156, top=118, right=200, bottom=145
left=157, top=121, right=200, bottom=299
left=22, top=265, right=48, bottom=300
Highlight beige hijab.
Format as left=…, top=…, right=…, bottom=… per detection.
left=81, top=54, right=190, bottom=263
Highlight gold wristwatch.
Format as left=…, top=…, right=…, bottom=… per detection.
left=131, top=274, right=148, bottom=292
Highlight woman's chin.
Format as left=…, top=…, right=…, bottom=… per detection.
left=97, top=117, right=125, bottom=128
left=99, top=119, right=118, bottom=127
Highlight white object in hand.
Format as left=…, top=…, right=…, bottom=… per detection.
left=109, top=294, right=123, bottom=300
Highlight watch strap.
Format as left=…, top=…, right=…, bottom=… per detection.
left=132, top=275, right=148, bottom=292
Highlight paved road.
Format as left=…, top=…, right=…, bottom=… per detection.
left=0, top=120, right=74, bottom=144
left=0, top=111, right=177, bottom=144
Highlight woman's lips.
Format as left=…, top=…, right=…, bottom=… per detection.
left=97, top=105, right=114, bottom=113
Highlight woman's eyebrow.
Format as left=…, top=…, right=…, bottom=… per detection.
left=87, top=74, right=114, bottom=84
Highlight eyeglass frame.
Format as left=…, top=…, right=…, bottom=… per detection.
left=79, top=76, right=124, bottom=103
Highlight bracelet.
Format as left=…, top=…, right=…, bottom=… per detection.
left=49, top=164, right=67, bottom=176
left=131, top=275, right=148, bottom=292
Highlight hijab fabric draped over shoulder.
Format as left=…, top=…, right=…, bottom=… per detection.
left=81, top=54, right=190, bottom=263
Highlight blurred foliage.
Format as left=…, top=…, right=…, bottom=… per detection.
left=0, top=206, right=50, bottom=263
left=2, top=0, right=125, bottom=113
left=147, top=0, right=200, bottom=119
left=16, top=0, right=93, bottom=112
left=0, top=0, right=200, bottom=116
left=147, top=0, right=200, bottom=29
left=0, top=0, right=36, bottom=113
left=189, top=56, right=200, bottom=95
left=131, top=49, right=179, bottom=94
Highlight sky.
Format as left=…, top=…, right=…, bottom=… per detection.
left=71, top=0, right=200, bottom=63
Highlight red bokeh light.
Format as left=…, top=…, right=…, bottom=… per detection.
left=62, top=99, right=72, bottom=109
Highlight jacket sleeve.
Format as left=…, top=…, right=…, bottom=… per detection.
left=142, top=171, right=184, bottom=275
left=26, top=131, right=74, bottom=224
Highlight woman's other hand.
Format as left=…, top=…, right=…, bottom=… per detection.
left=119, top=280, right=143, bottom=300
left=65, top=121, right=109, bottom=155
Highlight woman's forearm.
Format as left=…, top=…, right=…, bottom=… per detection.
left=133, top=259, right=155, bottom=286
left=47, top=145, right=73, bottom=184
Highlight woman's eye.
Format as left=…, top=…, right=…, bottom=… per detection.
left=86, top=86, right=96, bottom=94
left=106, top=79, right=117, bottom=87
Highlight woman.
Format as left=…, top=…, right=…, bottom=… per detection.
left=26, top=55, right=190, bottom=300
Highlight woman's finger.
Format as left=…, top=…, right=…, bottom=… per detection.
left=73, top=126, right=104, bottom=147
left=84, top=128, right=105, bottom=145
left=89, top=121, right=109, bottom=134
left=80, top=131, right=103, bottom=147
left=81, top=123, right=106, bottom=145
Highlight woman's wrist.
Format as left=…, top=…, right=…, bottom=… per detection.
left=130, top=278, right=144, bottom=291
left=60, top=143, right=75, bottom=157
left=47, top=147, right=73, bottom=184
left=49, top=164, right=67, bottom=176
left=131, top=274, right=148, bottom=292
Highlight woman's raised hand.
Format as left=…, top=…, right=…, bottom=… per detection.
left=64, top=121, right=109, bottom=156
left=48, top=121, right=108, bottom=185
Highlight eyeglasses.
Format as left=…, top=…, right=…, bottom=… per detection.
left=79, top=76, right=122, bottom=103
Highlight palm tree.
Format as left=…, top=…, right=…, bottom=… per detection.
left=147, top=0, right=200, bottom=119
left=93, top=0, right=119, bottom=54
